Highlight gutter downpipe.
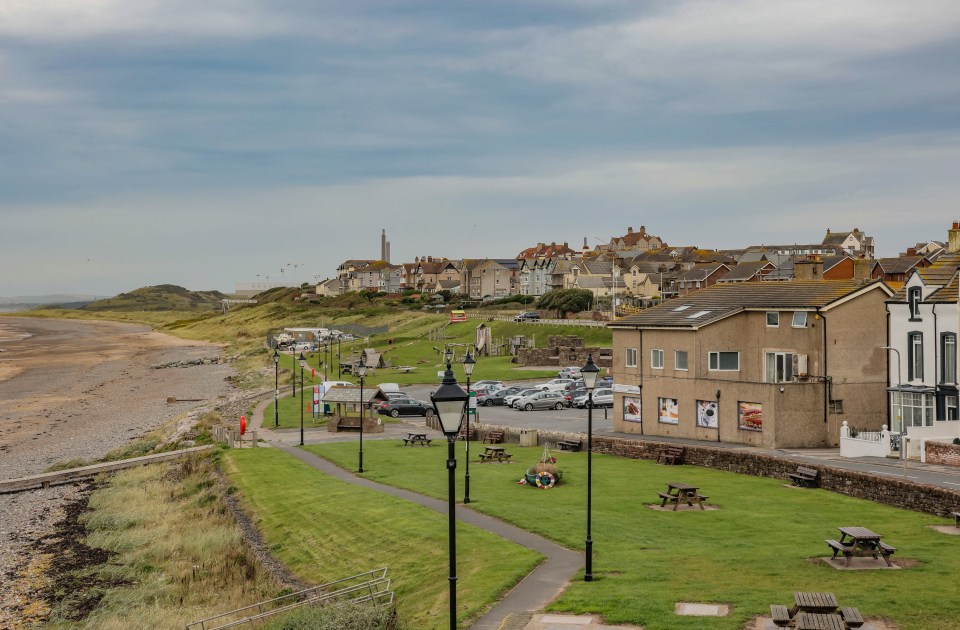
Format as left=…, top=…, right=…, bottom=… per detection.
left=638, top=327, right=644, bottom=435
left=933, top=303, right=939, bottom=420
left=817, top=308, right=829, bottom=424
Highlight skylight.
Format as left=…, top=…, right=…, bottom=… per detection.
left=673, top=304, right=692, bottom=312
left=686, top=310, right=711, bottom=319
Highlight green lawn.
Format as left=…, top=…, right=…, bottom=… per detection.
left=223, top=448, right=542, bottom=629
left=305, top=441, right=960, bottom=630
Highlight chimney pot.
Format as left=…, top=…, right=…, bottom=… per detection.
left=627, top=227, right=633, bottom=234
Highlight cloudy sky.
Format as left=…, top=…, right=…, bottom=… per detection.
left=2, top=1, right=959, bottom=297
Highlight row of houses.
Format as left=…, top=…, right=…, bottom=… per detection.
left=607, top=223, right=960, bottom=451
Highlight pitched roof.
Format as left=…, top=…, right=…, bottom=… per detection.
left=872, top=256, right=925, bottom=275
left=676, top=263, right=728, bottom=282
left=575, top=276, right=608, bottom=289
left=611, top=280, right=891, bottom=329
left=320, top=385, right=387, bottom=404
left=717, top=261, right=773, bottom=282
left=889, top=253, right=960, bottom=301
left=516, top=242, right=577, bottom=259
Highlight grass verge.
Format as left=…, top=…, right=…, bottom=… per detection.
left=306, top=440, right=960, bottom=630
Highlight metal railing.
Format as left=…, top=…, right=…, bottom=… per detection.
left=488, top=315, right=608, bottom=328
left=185, top=567, right=392, bottom=630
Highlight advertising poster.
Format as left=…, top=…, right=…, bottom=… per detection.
left=738, top=401, right=763, bottom=431
left=696, top=400, right=718, bottom=429
left=658, top=397, right=679, bottom=424
left=623, top=396, right=641, bottom=422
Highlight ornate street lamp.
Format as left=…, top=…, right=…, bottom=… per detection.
left=273, top=349, right=280, bottom=428
left=291, top=346, right=296, bottom=397
left=357, top=353, right=368, bottom=473
left=462, top=351, right=476, bottom=504
left=299, top=353, right=307, bottom=446
left=581, top=353, right=600, bottom=582
left=430, top=356, right=469, bottom=630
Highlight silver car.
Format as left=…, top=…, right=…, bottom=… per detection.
left=573, top=387, right=614, bottom=408
left=515, top=390, right=568, bottom=411
left=506, top=388, right=542, bottom=408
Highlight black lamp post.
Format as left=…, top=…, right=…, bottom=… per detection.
left=357, top=353, right=368, bottom=473
left=338, top=337, right=342, bottom=378
left=291, top=347, right=296, bottom=397
left=273, top=349, right=280, bottom=428
left=462, top=351, right=476, bottom=504
left=581, top=353, right=600, bottom=582
left=299, top=353, right=307, bottom=446
left=430, top=356, right=469, bottom=630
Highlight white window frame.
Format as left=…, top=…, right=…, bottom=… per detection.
left=675, top=350, right=688, bottom=371
left=942, top=334, right=957, bottom=385
left=766, top=312, right=780, bottom=327
left=946, top=395, right=959, bottom=421
left=625, top=347, right=638, bottom=368
left=708, top=351, right=739, bottom=371
left=792, top=312, right=807, bottom=328
left=909, top=332, right=923, bottom=381
left=651, top=349, right=664, bottom=369
left=908, top=286, right=922, bottom=320
left=765, top=351, right=794, bottom=383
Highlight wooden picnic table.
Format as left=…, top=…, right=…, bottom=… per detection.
left=402, top=432, right=431, bottom=447
left=826, top=526, right=896, bottom=567
left=792, top=591, right=839, bottom=615
left=479, top=445, right=512, bottom=463
left=795, top=611, right=845, bottom=630
left=657, top=482, right=707, bottom=511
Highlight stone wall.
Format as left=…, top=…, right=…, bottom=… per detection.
left=926, top=440, right=960, bottom=467
left=517, top=334, right=613, bottom=367
left=476, top=424, right=960, bottom=518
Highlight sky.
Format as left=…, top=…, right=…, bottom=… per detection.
left=2, top=0, right=959, bottom=297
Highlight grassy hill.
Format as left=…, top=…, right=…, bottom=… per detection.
left=81, top=284, right=229, bottom=312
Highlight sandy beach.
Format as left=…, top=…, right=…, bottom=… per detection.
left=0, top=316, right=239, bottom=627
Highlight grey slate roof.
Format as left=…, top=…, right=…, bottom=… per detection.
left=611, top=280, right=890, bottom=329
left=320, top=386, right=387, bottom=404
left=717, top=261, right=773, bottom=282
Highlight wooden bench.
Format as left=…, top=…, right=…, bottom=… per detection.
left=839, top=607, right=864, bottom=629
left=402, top=437, right=431, bottom=447
left=825, top=539, right=852, bottom=559
left=656, top=446, right=684, bottom=465
left=770, top=604, right=791, bottom=628
left=479, top=452, right=512, bottom=463
left=557, top=439, right=582, bottom=452
left=483, top=431, right=504, bottom=444
left=788, top=466, right=820, bottom=488
left=657, top=491, right=708, bottom=509
left=952, top=511, right=960, bottom=528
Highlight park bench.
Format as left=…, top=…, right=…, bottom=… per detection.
left=839, top=607, right=864, bottom=628
left=557, top=439, right=582, bottom=452
left=656, top=446, right=684, bottom=465
left=770, top=604, right=791, bottom=628
left=483, top=431, right=504, bottom=444
left=952, top=511, right=960, bottom=528
left=788, top=466, right=820, bottom=488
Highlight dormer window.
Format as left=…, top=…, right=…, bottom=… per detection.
left=908, top=286, right=922, bottom=320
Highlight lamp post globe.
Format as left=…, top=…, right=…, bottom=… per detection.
left=581, top=353, right=600, bottom=582
left=430, top=357, right=468, bottom=630
left=298, top=353, right=307, bottom=446
left=357, top=354, right=368, bottom=473
left=273, top=349, right=280, bottom=428
left=462, top=351, right=476, bottom=504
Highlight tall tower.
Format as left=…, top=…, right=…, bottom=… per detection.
left=381, top=229, right=387, bottom=262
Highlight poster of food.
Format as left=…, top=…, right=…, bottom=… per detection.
left=623, top=397, right=641, bottom=422
left=738, top=401, right=763, bottom=431
left=696, top=400, right=718, bottom=429
left=658, top=397, right=679, bottom=424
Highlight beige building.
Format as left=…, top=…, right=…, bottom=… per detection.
left=609, top=280, right=893, bottom=448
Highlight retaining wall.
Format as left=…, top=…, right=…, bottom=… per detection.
left=926, top=440, right=960, bottom=467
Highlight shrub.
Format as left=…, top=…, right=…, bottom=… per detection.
left=953, top=438, right=960, bottom=445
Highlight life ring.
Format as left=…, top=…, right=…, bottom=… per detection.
left=535, top=471, right=555, bottom=489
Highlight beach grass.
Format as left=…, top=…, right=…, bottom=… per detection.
left=306, top=440, right=960, bottom=630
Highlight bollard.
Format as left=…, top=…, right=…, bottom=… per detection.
left=251, top=430, right=258, bottom=447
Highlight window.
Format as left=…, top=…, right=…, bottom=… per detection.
left=892, top=391, right=934, bottom=430
left=625, top=347, right=638, bottom=368
left=708, top=351, right=739, bottom=371
left=687, top=310, right=711, bottom=319
left=947, top=396, right=959, bottom=421
left=765, top=352, right=794, bottom=383
left=651, top=349, right=664, bottom=369
left=829, top=399, right=844, bottom=414
left=766, top=312, right=780, bottom=327
left=792, top=312, right=807, bottom=328
left=908, top=286, right=922, bottom=319
left=942, top=334, right=957, bottom=384
left=675, top=350, right=688, bottom=371
left=908, top=332, right=923, bottom=381
left=673, top=304, right=692, bottom=312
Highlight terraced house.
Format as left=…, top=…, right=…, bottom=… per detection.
left=610, top=279, right=893, bottom=448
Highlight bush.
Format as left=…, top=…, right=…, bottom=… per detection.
left=953, top=438, right=960, bottom=445
left=259, top=602, right=402, bottom=630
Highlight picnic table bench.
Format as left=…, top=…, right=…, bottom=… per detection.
left=483, top=431, right=504, bottom=444
left=478, top=445, right=512, bottom=463
left=789, top=465, right=820, bottom=488
left=770, top=604, right=791, bottom=628
left=839, top=607, right=865, bottom=628
left=656, top=445, right=684, bottom=465
left=402, top=433, right=431, bottom=447
left=795, top=612, right=845, bottom=630
left=770, top=592, right=863, bottom=630
left=557, top=439, right=582, bottom=452
left=825, top=527, right=896, bottom=567
left=657, top=482, right=707, bottom=511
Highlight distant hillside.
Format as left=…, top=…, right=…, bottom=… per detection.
left=82, top=285, right=229, bottom=312
left=0, top=294, right=106, bottom=311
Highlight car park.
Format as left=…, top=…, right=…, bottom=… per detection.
left=515, top=390, right=568, bottom=411
left=472, top=380, right=504, bottom=390
left=536, top=378, right=575, bottom=392
left=506, top=388, right=543, bottom=408
left=558, top=366, right=582, bottom=379
left=514, top=311, right=540, bottom=322
left=377, top=397, right=436, bottom=418
left=573, top=387, right=614, bottom=408
left=477, top=386, right=525, bottom=406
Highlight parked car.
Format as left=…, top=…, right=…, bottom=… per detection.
left=472, top=380, right=504, bottom=390
left=514, top=311, right=540, bottom=322
left=573, top=387, right=614, bottom=408
left=506, top=388, right=543, bottom=408
left=558, top=366, right=582, bottom=379
left=477, top=386, right=525, bottom=406
left=564, top=387, right=587, bottom=406
left=377, top=397, right=436, bottom=418
left=536, top=378, right=575, bottom=392
left=515, top=390, right=568, bottom=411
left=292, top=341, right=313, bottom=351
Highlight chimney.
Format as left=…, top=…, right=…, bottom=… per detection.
left=906, top=247, right=916, bottom=256
left=627, top=227, right=633, bottom=234
left=381, top=229, right=386, bottom=261
left=639, top=225, right=646, bottom=235
left=795, top=259, right=823, bottom=280
left=949, top=222, right=960, bottom=254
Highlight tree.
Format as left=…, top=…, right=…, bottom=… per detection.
left=535, top=289, right=593, bottom=318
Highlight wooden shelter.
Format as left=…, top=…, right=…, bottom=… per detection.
left=323, top=386, right=388, bottom=433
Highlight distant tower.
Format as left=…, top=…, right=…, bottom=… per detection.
left=381, top=229, right=390, bottom=263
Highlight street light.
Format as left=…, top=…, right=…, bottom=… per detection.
left=581, top=353, right=600, bottom=582
left=299, top=353, right=307, bottom=446
left=882, top=346, right=906, bottom=471
left=444, top=346, right=454, bottom=365
left=273, top=349, right=280, bottom=428
left=357, top=353, right=368, bottom=473
left=338, top=337, right=342, bottom=378
left=430, top=355, right=469, bottom=630
left=462, top=351, right=476, bottom=504
left=291, top=346, right=296, bottom=397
